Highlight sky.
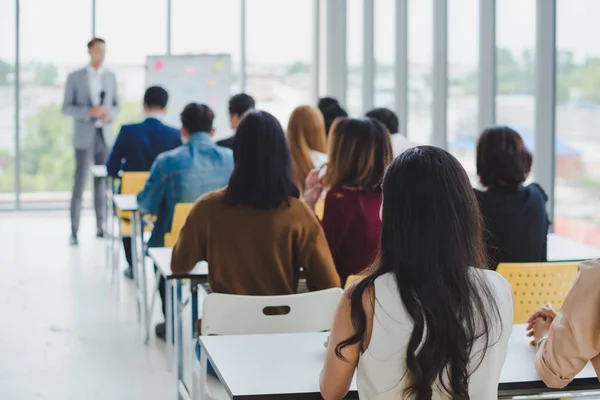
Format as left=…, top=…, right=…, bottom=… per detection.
left=0, top=0, right=599, bottom=67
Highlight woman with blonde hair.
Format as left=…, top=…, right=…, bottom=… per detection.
left=304, top=118, right=393, bottom=285
left=287, top=106, right=328, bottom=190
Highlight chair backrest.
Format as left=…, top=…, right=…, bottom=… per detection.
left=120, top=172, right=150, bottom=195
left=164, top=203, right=194, bottom=247
left=201, top=288, right=343, bottom=336
left=496, top=261, right=578, bottom=323
left=344, top=274, right=365, bottom=289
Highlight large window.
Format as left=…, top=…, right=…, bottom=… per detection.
left=172, top=0, right=241, bottom=96
left=407, top=0, right=433, bottom=144
left=96, top=0, right=167, bottom=127
left=496, top=0, right=536, bottom=132
left=0, top=0, right=16, bottom=208
left=19, top=0, right=92, bottom=205
left=346, top=0, right=363, bottom=116
left=555, top=0, right=600, bottom=247
left=448, top=0, right=479, bottom=183
left=246, top=0, right=313, bottom=127
left=374, top=0, right=395, bottom=114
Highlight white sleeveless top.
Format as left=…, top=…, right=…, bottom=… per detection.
left=357, top=269, right=513, bottom=399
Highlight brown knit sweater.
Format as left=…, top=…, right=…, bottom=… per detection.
left=171, top=189, right=341, bottom=294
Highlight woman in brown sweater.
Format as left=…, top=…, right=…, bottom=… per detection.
left=171, top=110, right=341, bottom=294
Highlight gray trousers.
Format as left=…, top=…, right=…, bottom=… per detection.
left=70, top=129, right=110, bottom=235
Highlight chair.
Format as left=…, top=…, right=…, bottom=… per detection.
left=496, top=262, right=578, bottom=323
left=164, top=203, right=194, bottom=247
left=194, top=288, right=343, bottom=400
left=116, top=171, right=150, bottom=220
left=344, top=274, right=364, bottom=288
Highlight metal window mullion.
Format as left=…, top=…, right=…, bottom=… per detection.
left=478, top=0, right=496, bottom=131
left=15, top=0, right=20, bottom=209
left=240, top=0, right=247, bottom=92
left=432, top=0, right=448, bottom=149
left=535, top=0, right=557, bottom=226
left=166, top=0, right=172, bottom=54
left=325, top=0, right=346, bottom=103
left=362, top=0, right=374, bottom=112
left=312, top=0, right=320, bottom=102
left=395, top=0, right=408, bottom=136
left=92, top=0, right=96, bottom=36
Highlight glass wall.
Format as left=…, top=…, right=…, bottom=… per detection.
left=407, top=0, right=433, bottom=144
left=448, top=0, right=479, bottom=183
left=246, top=0, right=313, bottom=127
left=374, top=0, right=395, bottom=115
left=96, top=0, right=167, bottom=128
left=19, top=0, right=92, bottom=206
left=496, top=0, right=536, bottom=133
left=0, top=0, right=16, bottom=208
left=554, top=0, right=600, bottom=246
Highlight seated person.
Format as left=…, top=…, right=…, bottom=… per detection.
left=138, top=103, right=233, bottom=339
left=320, top=146, right=513, bottom=400
left=105, top=86, right=181, bottom=279
left=304, top=118, right=393, bottom=286
left=527, top=258, right=600, bottom=388
left=171, top=110, right=341, bottom=295
left=366, top=107, right=418, bottom=156
left=287, top=105, right=328, bottom=190
left=317, top=97, right=348, bottom=136
left=475, top=126, right=550, bottom=269
left=215, top=93, right=255, bottom=150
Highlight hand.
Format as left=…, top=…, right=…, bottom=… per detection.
left=99, top=109, right=111, bottom=122
left=303, top=168, right=324, bottom=211
left=88, top=106, right=101, bottom=118
left=526, top=303, right=555, bottom=346
left=526, top=303, right=557, bottom=330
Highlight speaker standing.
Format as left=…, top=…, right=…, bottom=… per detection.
left=62, top=37, right=119, bottom=245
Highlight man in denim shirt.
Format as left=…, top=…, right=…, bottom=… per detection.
left=137, top=102, right=233, bottom=339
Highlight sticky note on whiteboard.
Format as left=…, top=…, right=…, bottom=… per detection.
left=214, top=61, right=225, bottom=71
left=207, top=80, right=217, bottom=87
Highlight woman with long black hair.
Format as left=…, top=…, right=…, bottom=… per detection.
left=320, top=146, right=513, bottom=399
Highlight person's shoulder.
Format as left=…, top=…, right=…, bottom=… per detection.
left=473, top=268, right=514, bottom=304
left=197, top=188, right=226, bottom=204
left=155, top=144, right=185, bottom=165
left=213, top=144, right=234, bottom=164
left=526, top=183, right=548, bottom=202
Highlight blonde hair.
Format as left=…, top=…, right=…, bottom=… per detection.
left=324, top=117, right=393, bottom=191
left=287, top=106, right=327, bottom=190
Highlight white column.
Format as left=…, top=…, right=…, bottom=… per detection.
left=478, top=0, right=496, bottom=131
left=362, top=0, right=375, bottom=112
left=312, top=0, right=320, bottom=103
left=432, top=0, right=448, bottom=148
left=240, top=0, right=247, bottom=92
left=325, top=0, right=347, bottom=105
left=395, top=0, right=408, bottom=136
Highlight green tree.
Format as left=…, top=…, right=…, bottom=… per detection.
left=0, top=59, right=13, bottom=85
left=287, top=61, right=310, bottom=75
left=33, top=63, right=59, bottom=86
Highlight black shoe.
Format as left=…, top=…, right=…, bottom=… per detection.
left=155, top=322, right=166, bottom=341
left=96, top=228, right=104, bottom=238
left=123, top=267, right=134, bottom=280
left=70, top=234, right=79, bottom=246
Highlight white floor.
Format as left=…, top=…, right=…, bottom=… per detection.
left=0, top=210, right=225, bottom=400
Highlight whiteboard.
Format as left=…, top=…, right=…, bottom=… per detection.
left=145, top=54, right=232, bottom=138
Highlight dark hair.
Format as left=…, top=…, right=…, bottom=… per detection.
left=476, top=126, right=532, bottom=188
left=180, top=103, right=214, bottom=133
left=366, top=107, right=400, bottom=135
left=324, top=118, right=393, bottom=192
left=143, top=86, right=169, bottom=109
left=87, top=37, right=105, bottom=50
left=337, top=146, right=500, bottom=399
left=317, top=97, right=348, bottom=135
left=224, top=110, right=300, bottom=209
left=228, top=93, right=255, bottom=117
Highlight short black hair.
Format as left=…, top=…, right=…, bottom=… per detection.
left=143, top=86, right=169, bottom=109
left=180, top=103, right=214, bottom=133
left=476, top=126, right=533, bottom=187
left=317, top=97, right=348, bottom=135
left=366, top=107, right=400, bottom=135
left=87, top=37, right=105, bottom=50
left=224, top=110, right=299, bottom=209
left=228, top=93, right=255, bottom=117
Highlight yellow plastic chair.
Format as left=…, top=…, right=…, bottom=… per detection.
left=496, top=262, right=578, bottom=323
left=164, top=203, right=194, bottom=247
left=344, top=274, right=365, bottom=289
left=116, top=172, right=150, bottom=220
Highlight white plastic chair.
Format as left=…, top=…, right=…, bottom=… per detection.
left=193, top=288, right=343, bottom=400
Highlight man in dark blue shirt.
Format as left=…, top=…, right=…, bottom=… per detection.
left=106, top=86, right=181, bottom=278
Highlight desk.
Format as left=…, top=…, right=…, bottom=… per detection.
left=199, top=325, right=600, bottom=399
left=547, top=233, right=600, bottom=261
left=113, top=194, right=149, bottom=343
left=148, top=247, right=208, bottom=400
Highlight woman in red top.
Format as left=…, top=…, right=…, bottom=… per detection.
left=304, top=118, right=393, bottom=285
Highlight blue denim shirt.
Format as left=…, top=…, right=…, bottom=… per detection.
left=137, top=132, right=234, bottom=247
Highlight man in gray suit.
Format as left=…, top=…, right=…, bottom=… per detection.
left=62, top=38, right=119, bottom=245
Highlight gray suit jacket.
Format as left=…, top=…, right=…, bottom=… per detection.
left=62, top=67, right=119, bottom=150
